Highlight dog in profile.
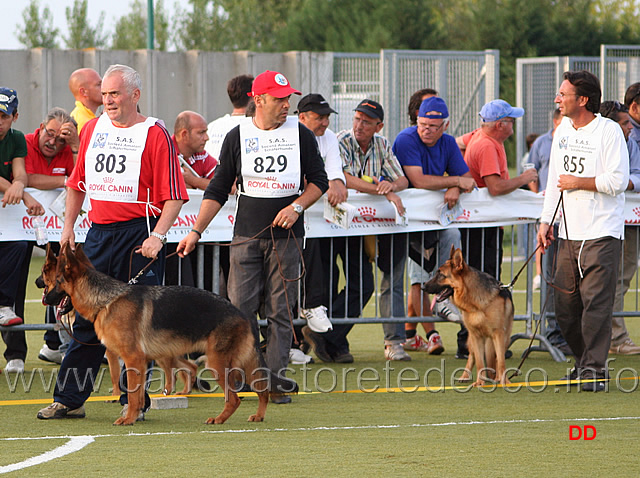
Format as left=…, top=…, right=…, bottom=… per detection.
left=423, top=247, right=514, bottom=386
left=40, top=243, right=297, bottom=425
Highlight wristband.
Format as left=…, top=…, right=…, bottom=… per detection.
left=191, top=228, right=202, bottom=238
left=71, top=150, right=78, bottom=154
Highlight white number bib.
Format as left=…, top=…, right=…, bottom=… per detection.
left=85, top=114, right=157, bottom=202
left=558, top=133, right=597, bottom=201
left=239, top=117, right=301, bottom=198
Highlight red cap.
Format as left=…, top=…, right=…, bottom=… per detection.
left=248, top=70, right=301, bottom=98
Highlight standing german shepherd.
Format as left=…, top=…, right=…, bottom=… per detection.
left=41, top=243, right=297, bottom=425
left=423, top=247, right=514, bottom=386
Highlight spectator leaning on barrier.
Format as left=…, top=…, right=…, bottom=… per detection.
left=393, top=96, right=475, bottom=355
left=0, top=87, right=45, bottom=374
left=68, top=68, right=103, bottom=134
left=305, top=99, right=410, bottom=363
left=24, top=106, right=79, bottom=365
left=178, top=70, right=328, bottom=404
left=538, top=70, right=629, bottom=391
left=296, top=94, right=344, bottom=337
left=598, top=100, right=640, bottom=356
left=624, top=82, right=640, bottom=148
left=407, top=88, right=438, bottom=126
left=37, top=64, right=188, bottom=420
left=457, top=99, right=537, bottom=359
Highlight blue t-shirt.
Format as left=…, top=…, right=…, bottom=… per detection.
left=392, top=126, right=468, bottom=188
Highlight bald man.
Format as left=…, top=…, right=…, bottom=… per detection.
left=173, top=111, right=217, bottom=190
left=68, top=68, right=102, bottom=133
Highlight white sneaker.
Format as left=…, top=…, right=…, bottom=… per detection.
left=385, top=344, right=411, bottom=361
left=4, top=359, right=24, bottom=373
left=0, top=306, right=23, bottom=326
left=532, top=274, right=541, bottom=290
left=302, top=305, right=333, bottom=333
left=38, top=344, right=64, bottom=364
left=289, top=348, right=313, bottom=364
left=431, top=298, right=463, bottom=324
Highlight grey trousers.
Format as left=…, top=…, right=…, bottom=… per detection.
left=554, top=237, right=621, bottom=375
left=228, top=236, right=301, bottom=378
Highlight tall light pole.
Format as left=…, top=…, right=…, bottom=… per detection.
left=147, top=0, right=154, bottom=50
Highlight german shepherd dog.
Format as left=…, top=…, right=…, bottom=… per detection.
left=39, top=243, right=297, bottom=425
left=423, top=247, right=514, bottom=386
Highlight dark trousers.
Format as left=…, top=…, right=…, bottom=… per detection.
left=319, top=236, right=374, bottom=357
left=554, top=237, right=620, bottom=376
left=0, top=241, right=29, bottom=362
left=301, top=238, right=325, bottom=310
left=53, top=217, right=165, bottom=410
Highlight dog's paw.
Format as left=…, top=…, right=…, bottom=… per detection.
left=247, top=414, right=264, bottom=422
left=113, top=417, right=135, bottom=426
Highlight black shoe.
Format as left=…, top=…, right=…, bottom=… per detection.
left=195, top=377, right=212, bottom=392
left=581, top=381, right=605, bottom=392
left=505, top=350, right=513, bottom=359
left=270, top=393, right=292, bottom=404
left=455, top=351, right=469, bottom=359
left=561, top=367, right=580, bottom=384
left=302, top=326, right=333, bottom=362
left=333, top=352, right=354, bottom=363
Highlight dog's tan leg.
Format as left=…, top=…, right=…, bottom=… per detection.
left=106, top=349, right=121, bottom=397
left=247, top=367, right=268, bottom=422
left=156, top=358, right=176, bottom=395
left=468, top=334, right=487, bottom=387
left=114, top=358, right=146, bottom=426
left=174, top=357, right=198, bottom=395
left=204, top=355, right=241, bottom=424
left=492, top=331, right=510, bottom=385
left=458, top=353, right=475, bottom=382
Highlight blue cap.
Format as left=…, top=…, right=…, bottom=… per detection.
left=418, top=97, right=449, bottom=119
left=0, top=88, right=18, bottom=116
left=479, top=99, right=524, bottom=122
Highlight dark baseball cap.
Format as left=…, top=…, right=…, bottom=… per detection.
left=354, top=99, right=384, bottom=122
left=295, top=93, right=337, bottom=115
left=0, top=88, right=18, bottom=116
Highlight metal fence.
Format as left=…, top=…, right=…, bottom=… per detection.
left=0, top=48, right=498, bottom=143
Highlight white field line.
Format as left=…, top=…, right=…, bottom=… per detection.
left=1, top=416, right=639, bottom=473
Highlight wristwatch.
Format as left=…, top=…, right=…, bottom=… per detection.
left=150, top=231, right=167, bottom=244
left=290, top=202, right=304, bottom=215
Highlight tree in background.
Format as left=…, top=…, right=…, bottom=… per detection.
left=16, top=0, right=59, bottom=49
left=64, top=0, right=108, bottom=49
left=112, top=0, right=169, bottom=50
left=173, top=0, right=228, bottom=51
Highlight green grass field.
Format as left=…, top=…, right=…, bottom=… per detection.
left=1, top=253, right=639, bottom=476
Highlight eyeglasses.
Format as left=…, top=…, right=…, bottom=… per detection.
left=555, top=92, right=579, bottom=99
left=499, top=118, right=515, bottom=124
left=353, top=117, right=381, bottom=128
left=417, top=121, right=446, bottom=132
left=43, top=128, right=65, bottom=144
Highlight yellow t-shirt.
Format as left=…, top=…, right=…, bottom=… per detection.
left=70, top=100, right=96, bottom=134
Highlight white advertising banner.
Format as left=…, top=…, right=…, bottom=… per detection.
left=2, top=187, right=640, bottom=243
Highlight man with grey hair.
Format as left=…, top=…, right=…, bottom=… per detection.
left=24, top=107, right=78, bottom=365
left=37, top=64, right=189, bottom=420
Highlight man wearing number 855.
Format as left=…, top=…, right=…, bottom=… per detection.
left=537, top=70, right=628, bottom=392
left=178, top=70, right=328, bottom=404
left=37, top=64, right=188, bottom=420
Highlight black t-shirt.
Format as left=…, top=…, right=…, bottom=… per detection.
left=0, top=128, right=27, bottom=181
left=203, top=121, right=328, bottom=239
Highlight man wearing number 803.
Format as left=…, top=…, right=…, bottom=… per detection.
left=537, top=70, right=629, bottom=392
left=178, top=70, right=328, bottom=404
left=37, top=64, right=188, bottom=420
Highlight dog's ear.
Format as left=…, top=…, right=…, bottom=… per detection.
left=451, top=248, right=466, bottom=273
left=449, top=244, right=456, bottom=260
left=46, top=243, right=56, bottom=262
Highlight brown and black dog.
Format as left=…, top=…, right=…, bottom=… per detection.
left=39, top=243, right=297, bottom=425
left=423, top=247, right=514, bottom=386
